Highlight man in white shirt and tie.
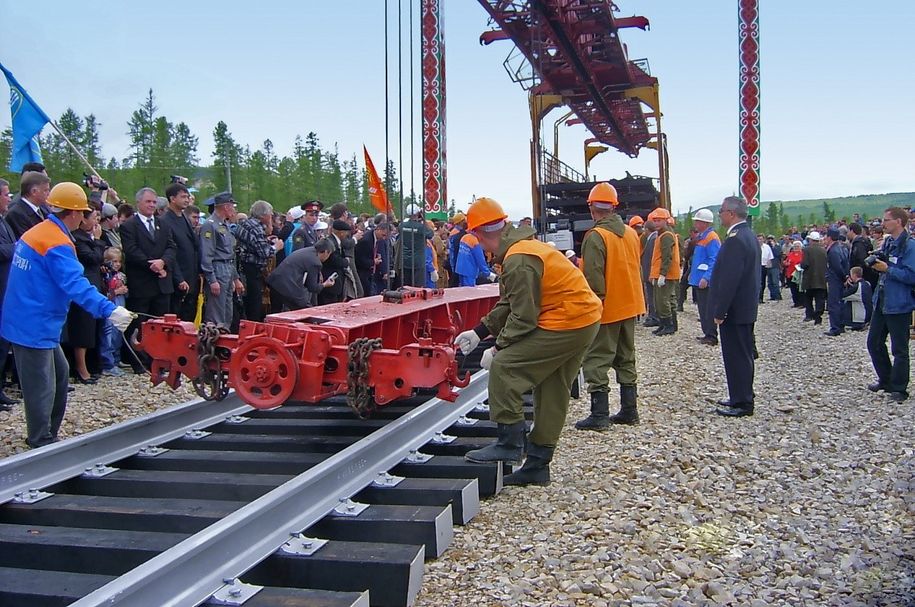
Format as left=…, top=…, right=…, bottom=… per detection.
left=119, top=187, right=177, bottom=373
left=758, top=234, right=774, bottom=303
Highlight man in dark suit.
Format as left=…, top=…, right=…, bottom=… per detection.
left=6, top=171, right=50, bottom=240
left=708, top=196, right=761, bottom=417
left=354, top=222, right=390, bottom=296
left=119, top=187, right=177, bottom=371
left=159, top=183, right=200, bottom=321
left=823, top=227, right=850, bottom=336
left=318, top=220, right=352, bottom=305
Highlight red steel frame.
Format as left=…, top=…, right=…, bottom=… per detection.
left=477, top=0, right=655, bottom=157
left=139, top=286, right=500, bottom=410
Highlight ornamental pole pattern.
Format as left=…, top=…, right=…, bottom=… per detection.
left=739, top=0, right=760, bottom=215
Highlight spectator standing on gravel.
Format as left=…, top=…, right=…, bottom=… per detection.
left=766, top=235, right=783, bottom=300
left=235, top=200, right=283, bottom=322
left=354, top=221, right=390, bottom=296
left=866, top=207, right=915, bottom=402
left=758, top=235, right=774, bottom=302
left=120, top=187, right=177, bottom=372
left=784, top=240, right=805, bottom=307
left=200, top=192, right=245, bottom=328
left=159, top=183, right=200, bottom=322
left=575, top=183, right=645, bottom=430
left=453, top=197, right=601, bottom=486
left=1, top=183, right=133, bottom=448
left=842, top=266, right=872, bottom=331
left=67, top=204, right=107, bottom=384
left=100, top=247, right=128, bottom=376
left=801, top=232, right=828, bottom=324
left=99, top=203, right=121, bottom=250
left=688, top=209, right=721, bottom=346
left=824, top=227, right=851, bottom=336
left=849, top=222, right=878, bottom=292
left=0, top=179, right=17, bottom=409
left=709, top=196, right=760, bottom=418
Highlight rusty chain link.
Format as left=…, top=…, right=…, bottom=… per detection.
left=193, top=322, right=230, bottom=401
left=347, top=337, right=382, bottom=418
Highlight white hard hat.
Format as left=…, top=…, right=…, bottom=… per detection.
left=564, top=250, right=576, bottom=258
left=807, top=231, right=822, bottom=241
left=405, top=204, right=422, bottom=217
left=315, top=220, right=328, bottom=230
left=692, top=208, right=714, bottom=223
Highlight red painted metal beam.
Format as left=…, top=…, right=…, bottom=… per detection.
left=138, top=286, right=501, bottom=412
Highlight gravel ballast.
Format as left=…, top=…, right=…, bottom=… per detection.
left=416, top=298, right=914, bottom=606
left=0, top=298, right=911, bottom=605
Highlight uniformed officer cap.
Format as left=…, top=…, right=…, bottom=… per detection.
left=208, top=192, right=236, bottom=212
left=301, top=200, right=324, bottom=212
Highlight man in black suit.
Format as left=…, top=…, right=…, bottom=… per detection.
left=119, top=187, right=177, bottom=371
left=354, top=222, right=390, bottom=296
left=318, top=220, right=352, bottom=305
left=159, top=183, right=200, bottom=321
left=6, top=171, right=50, bottom=240
left=709, top=196, right=761, bottom=417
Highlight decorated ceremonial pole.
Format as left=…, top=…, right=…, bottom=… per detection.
left=738, top=0, right=761, bottom=216
left=421, top=0, right=446, bottom=219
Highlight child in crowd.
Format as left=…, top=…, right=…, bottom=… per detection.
left=100, top=247, right=129, bottom=376
left=842, top=266, right=873, bottom=331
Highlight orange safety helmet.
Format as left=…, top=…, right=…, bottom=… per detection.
left=47, top=182, right=91, bottom=212
left=647, top=207, right=671, bottom=223
left=628, top=215, right=644, bottom=227
left=588, top=182, right=619, bottom=208
left=467, top=197, right=508, bottom=232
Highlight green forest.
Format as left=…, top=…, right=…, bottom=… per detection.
left=0, top=89, right=425, bottom=216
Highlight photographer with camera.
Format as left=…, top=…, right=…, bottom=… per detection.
left=865, top=207, right=915, bottom=402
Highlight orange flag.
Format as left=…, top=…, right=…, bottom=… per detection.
left=363, top=145, right=391, bottom=214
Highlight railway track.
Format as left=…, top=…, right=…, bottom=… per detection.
left=0, top=349, right=526, bottom=607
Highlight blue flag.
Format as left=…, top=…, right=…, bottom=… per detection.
left=0, top=62, right=51, bottom=172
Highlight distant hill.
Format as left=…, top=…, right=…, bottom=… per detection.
left=681, top=192, right=915, bottom=223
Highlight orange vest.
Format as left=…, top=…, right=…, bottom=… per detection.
left=650, top=231, right=682, bottom=280
left=503, top=239, right=602, bottom=331
left=586, top=226, right=647, bottom=324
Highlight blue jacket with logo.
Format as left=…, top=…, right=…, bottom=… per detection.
left=1, top=215, right=115, bottom=349
left=688, top=227, right=721, bottom=287
left=875, top=231, right=915, bottom=315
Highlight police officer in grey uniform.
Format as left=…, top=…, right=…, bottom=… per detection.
left=200, top=192, right=245, bottom=327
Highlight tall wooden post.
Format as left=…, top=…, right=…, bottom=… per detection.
left=421, top=0, right=447, bottom=218
left=739, top=0, right=761, bottom=215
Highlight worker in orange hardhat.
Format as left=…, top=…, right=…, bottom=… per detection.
left=628, top=214, right=645, bottom=236
left=576, top=182, right=646, bottom=429
left=453, top=197, right=601, bottom=486
left=647, top=207, right=681, bottom=336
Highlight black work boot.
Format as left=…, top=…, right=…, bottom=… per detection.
left=655, top=317, right=676, bottom=336
left=504, top=443, right=554, bottom=486
left=465, top=420, right=526, bottom=465
left=575, top=392, right=610, bottom=430
left=609, top=384, right=639, bottom=425
left=671, top=311, right=679, bottom=333
left=652, top=317, right=668, bottom=335
left=643, top=316, right=660, bottom=328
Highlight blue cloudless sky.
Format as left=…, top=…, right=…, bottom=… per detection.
left=1, top=1, right=913, bottom=219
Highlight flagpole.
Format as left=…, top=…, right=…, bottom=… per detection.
left=46, top=120, right=102, bottom=179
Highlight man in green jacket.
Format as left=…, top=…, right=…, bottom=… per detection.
left=454, top=197, right=601, bottom=486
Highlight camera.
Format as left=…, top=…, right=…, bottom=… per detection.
left=83, top=173, right=108, bottom=191
left=864, top=250, right=888, bottom=267
left=170, top=175, right=189, bottom=185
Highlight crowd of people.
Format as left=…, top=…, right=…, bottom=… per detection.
left=1, top=164, right=913, bottom=480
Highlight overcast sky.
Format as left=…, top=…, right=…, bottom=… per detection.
left=1, top=1, right=913, bottom=218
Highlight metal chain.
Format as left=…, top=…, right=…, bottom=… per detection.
left=192, top=322, right=230, bottom=401
left=347, top=337, right=383, bottom=418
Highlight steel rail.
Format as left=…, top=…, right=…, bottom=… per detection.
left=0, top=393, right=250, bottom=504
left=71, top=370, right=491, bottom=607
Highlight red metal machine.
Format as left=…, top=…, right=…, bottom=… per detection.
left=138, top=286, right=500, bottom=416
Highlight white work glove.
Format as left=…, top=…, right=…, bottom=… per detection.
left=480, top=346, right=496, bottom=370
left=657, top=275, right=666, bottom=287
left=430, top=270, right=439, bottom=283
left=110, top=306, right=137, bottom=332
left=488, top=272, right=497, bottom=282
left=454, top=329, right=481, bottom=355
